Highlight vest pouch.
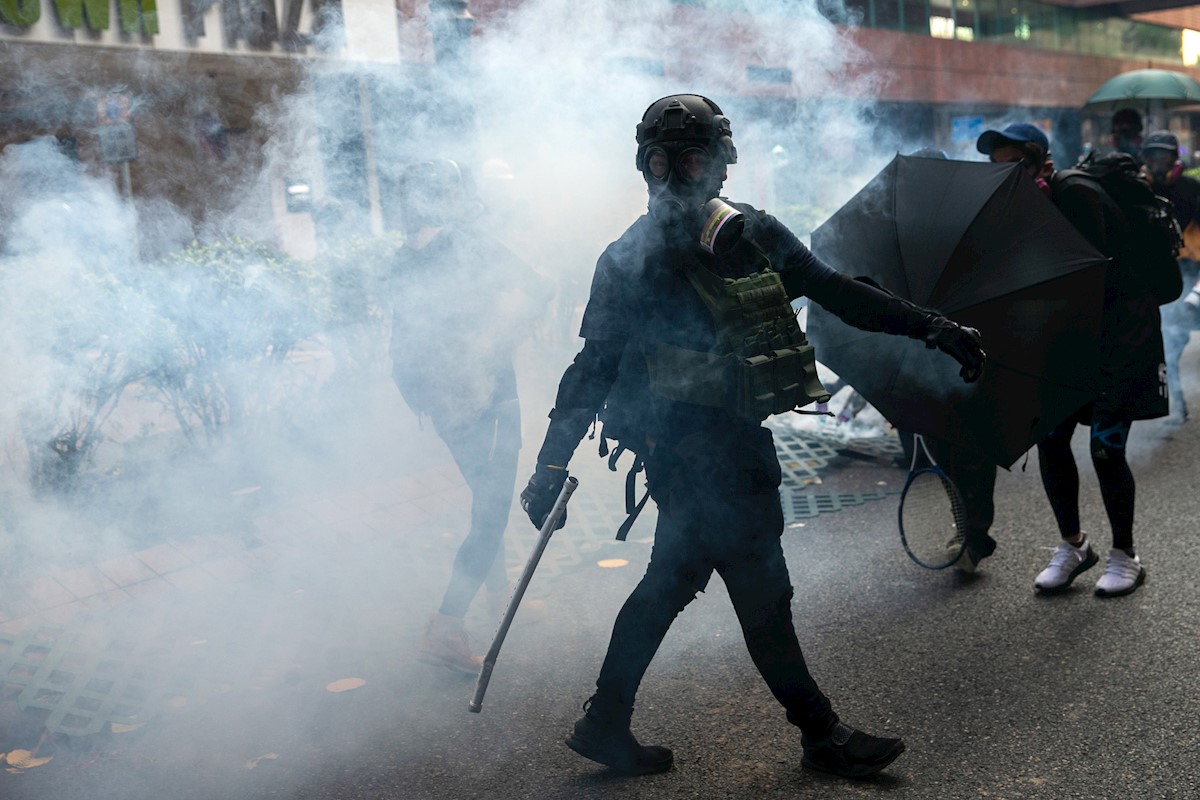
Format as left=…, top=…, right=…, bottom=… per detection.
left=645, top=342, right=735, bottom=409
left=736, top=344, right=830, bottom=420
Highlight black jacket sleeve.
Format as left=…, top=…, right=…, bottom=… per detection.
left=533, top=339, right=624, bottom=468
left=803, top=271, right=938, bottom=338
left=756, top=213, right=937, bottom=338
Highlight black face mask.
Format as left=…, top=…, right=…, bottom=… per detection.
left=643, top=143, right=743, bottom=253
left=1143, top=151, right=1180, bottom=185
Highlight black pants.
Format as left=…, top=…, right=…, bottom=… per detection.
left=434, top=395, right=522, bottom=618
left=918, top=434, right=998, bottom=560
left=593, top=425, right=837, bottom=739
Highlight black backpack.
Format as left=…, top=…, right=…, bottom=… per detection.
left=1054, top=152, right=1184, bottom=305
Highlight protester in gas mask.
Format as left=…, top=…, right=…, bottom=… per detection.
left=1111, top=108, right=1144, bottom=161
left=390, top=159, right=551, bottom=674
left=518, top=94, right=984, bottom=779
left=1142, top=130, right=1200, bottom=423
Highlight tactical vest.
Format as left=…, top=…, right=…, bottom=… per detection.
left=644, top=259, right=830, bottom=420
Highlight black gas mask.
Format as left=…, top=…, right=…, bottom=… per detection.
left=635, top=95, right=744, bottom=254
left=642, top=142, right=743, bottom=253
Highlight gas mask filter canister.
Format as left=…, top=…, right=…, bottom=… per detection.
left=644, top=144, right=744, bottom=253
left=699, top=198, right=744, bottom=254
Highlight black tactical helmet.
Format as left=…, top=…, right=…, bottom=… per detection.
left=397, top=158, right=477, bottom=230
left=635, top=94, right=737, bottom=173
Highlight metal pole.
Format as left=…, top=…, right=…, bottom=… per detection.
left=469, top=477, right=578, bottom=713
left=120, top=161, right=132, bottom=199
left=357, top=75, right=384, bottom=237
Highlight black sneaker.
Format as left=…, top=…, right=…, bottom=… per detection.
left=565, top=704, right=673, bottom=775
left=801, top=722, right=905, bottom=779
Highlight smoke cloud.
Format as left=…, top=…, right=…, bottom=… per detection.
left=0, top=0, right=928, bottom=795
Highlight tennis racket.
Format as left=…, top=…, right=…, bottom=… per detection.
left=898, top=434, right=967, bottom=570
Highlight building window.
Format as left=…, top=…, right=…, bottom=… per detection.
left=1184, top=28, right=1200, bottom=66
left=746, top=65, right=794, bottom=83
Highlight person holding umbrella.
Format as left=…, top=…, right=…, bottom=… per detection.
left=518, top=94, right=984, bottom=779
left=979, top=122, right=1167, bottom=597
left=1110, top=108, right=1145, bottom=160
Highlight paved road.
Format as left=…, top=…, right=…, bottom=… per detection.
left=3, top=354, right=1199, bottom=800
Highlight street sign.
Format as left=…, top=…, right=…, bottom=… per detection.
left=951, top=115, right=985, bottom=144
left=97, top=95, right=132, bottom=125
left=98, top=122, right=137, bottom=163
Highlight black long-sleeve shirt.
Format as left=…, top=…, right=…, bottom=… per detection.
left=536, top=206, right=938, bottom=468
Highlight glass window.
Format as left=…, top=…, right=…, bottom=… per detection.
left=1023, top=1, right=1059, bottom=50
left=872, top=0, right=903, bottom=30
left=903, top=0, right=929, bottom=34
left=953, top=0, right=978, bottom=41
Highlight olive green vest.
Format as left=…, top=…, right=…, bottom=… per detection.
left=645, top=260, right=830, bottom=420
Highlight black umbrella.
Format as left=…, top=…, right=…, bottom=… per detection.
left=806, top=155, right=1108, bottom=469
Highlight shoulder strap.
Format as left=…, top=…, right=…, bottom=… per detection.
left=614, top=452, right=648, bottom=541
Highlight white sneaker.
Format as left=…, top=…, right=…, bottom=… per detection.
left=1034, top=539, right=1099, bottom=593
left=1094, top=549, right=1146, bottom=597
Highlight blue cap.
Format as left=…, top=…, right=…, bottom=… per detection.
left=976, top=123, right=1050, bottom=156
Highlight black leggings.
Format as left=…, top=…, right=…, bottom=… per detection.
left=1036, top=411, right=1135, bottom=551
left=435, top=396, right=522, bottom=618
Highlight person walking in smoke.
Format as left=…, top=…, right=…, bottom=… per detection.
left=390, top=158, right=550, bottom=674
left=978, top=123, right=1168, bottom=597
left=519, top=95, right=985, bottom=778
left=1141, top=130, right=1200, bottom=424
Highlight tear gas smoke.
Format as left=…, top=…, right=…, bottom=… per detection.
left=0, top=1, right=941, bottom=796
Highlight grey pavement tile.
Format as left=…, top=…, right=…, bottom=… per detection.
left=54, top=564, right=119, bottom=600
left=171, top=533, right=231, bottom=562
left=134, top=543, right=192, bottom=575
left=252, top=510, right=321, bottom=542
left=0, top=594, right=34, bottom=624
left=95, top=554, right=157, bottom=587
left=361, top=500, right=435, bottom=533
left=162, top=565, right=217, bottom=593
left=123, top=577, right=176, bottom=602
left=411, top=486, right=471, bottom=516
left=81, top=589, right=133, bottom=612
left=40, top=600, right=87, bottom=625
left=332, top=525, right=382, bottom=545
left=392, top=468, right=460, bottom=502
left=340, top=478, right=422, bottom=511
left=235, top=543, right=284, bottom=572
left=0, top=613, right=41, bottom=635
left=201, top=555, right=255, bottom=584
left=24, top=576, right=76, bottom=611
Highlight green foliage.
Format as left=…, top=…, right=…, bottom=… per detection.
left=142, top=237, right=331, bottom=447
left=4, top=230, right=404, bottom=496
left=0, top=244, right=157, bottom=497
left=312, top=231, right=404, bottom=374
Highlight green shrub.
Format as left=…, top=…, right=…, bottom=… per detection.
left=142, top=238, right=331, bottom=447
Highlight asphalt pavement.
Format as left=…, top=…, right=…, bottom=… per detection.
left=2, top=345, right=1199, bottom=800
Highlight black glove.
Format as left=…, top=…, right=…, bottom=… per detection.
left=520, top=465, right=569, bottom=530
left=924, top=315, right=985, bottom=383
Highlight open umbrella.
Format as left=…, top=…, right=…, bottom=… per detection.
left=1084, top=68, right=1200, bottom=110
left=806, top=155, right=1108, bottom=468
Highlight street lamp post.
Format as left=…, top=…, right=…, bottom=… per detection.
left=428, top=0, right=476, bottom=70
